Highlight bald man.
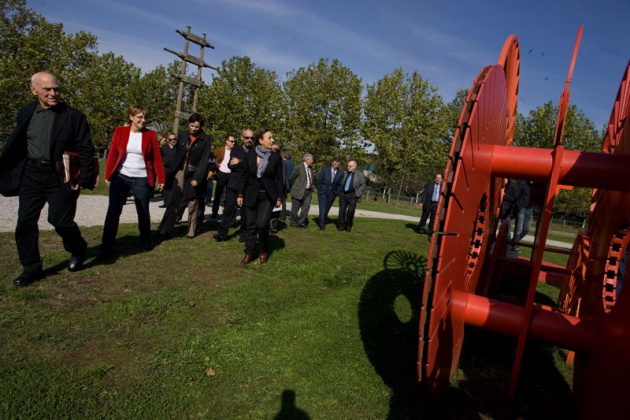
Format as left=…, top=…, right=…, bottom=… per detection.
left=0, top=72, right=97, bottom=286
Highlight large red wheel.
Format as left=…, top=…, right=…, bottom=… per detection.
left=417, top=58, right=513, bottom=396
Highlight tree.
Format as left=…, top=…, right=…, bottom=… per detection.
left=127, top=61, right=180, bottom=135
left=0, top=0, right=98, bottom=135
left=283, top=58, right=363, bottom=167
left=198, top=56, right=284, bottom=144
left=362, top=68, right=448, bottom=193
left=514, top=102, right=602, bottom=220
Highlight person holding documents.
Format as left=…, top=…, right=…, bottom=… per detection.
left=0, top=72, right=97, bottom=286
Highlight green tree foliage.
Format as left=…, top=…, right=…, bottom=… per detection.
left=197, top=56, right=284, bottom=144
left=71, top=52, right=141, bottom=149
left=363, top=68, right=448, bottom=191
left=514, top=102, right=603, bottom=220
left=444, top=88, right=469, bottom=140
left=0, top=0, right=98, bottom=134
left=283, top=58, right=363, bottom=167
left=127, top=61, right=180, bottom=136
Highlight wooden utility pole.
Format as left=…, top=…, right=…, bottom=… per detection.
left=164, top=26, right=217, bottom=136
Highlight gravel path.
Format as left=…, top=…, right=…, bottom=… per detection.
left=0, top=195, right=418, bottom=233
left=0, top=195, right=571, bottom=249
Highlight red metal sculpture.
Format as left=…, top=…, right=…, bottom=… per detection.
left=417, top=26, right=630, bottom=418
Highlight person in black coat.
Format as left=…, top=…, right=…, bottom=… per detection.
left=159, top=133, right=178, bottom=208
left=0, top=72, right=97, bottom=286
left=158, top=113, right=211, bottom=238
left=213, top=129, right=254, bottom=242
left=417, top=173, right=443, bottom=235
left=315, top=157, right=344, bottom=230
left=236, top=128, right=284, bottom=265
left=181, top=123, right=212, bottom=239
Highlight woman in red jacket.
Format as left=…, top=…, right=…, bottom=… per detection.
left=100, top=104, right=165, bottom=254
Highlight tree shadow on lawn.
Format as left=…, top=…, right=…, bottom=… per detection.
left=358, top=250, right=575, bottom=419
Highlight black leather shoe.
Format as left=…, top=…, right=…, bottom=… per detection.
left=13, top=269, right=44, bottom=287
left=67, top=254, right=85, bottom=272
left=346, top=226, right=352, bottom=232
left=213, top=233, right=227, bottom=242
left=337, top=226, right=345, bottom=231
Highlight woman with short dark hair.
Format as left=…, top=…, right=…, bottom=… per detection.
left=237, top=128, right=284, bottom=264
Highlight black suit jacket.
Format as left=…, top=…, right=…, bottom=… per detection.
left=420, top=181, right=442, bottom=206
left=316, top=165, right=344, bottom=196
left=181, top=130, right=212, bottom=198
left=239, top=149, right=284, bottom=208
left=226, top=146, right=249, bottom=191
left=0, top=100, right=96, bottom=196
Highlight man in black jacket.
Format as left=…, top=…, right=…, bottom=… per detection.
left=0, top=72, right=97, bottom=286
left=417, top=173, right=443, bottom=235
left=213, top=128, right=254, bottom=241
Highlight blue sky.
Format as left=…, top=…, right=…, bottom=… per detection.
left=26, top=0, right=630, bottom=130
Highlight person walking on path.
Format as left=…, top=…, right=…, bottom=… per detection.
left=0, top=72, right=97, bottom=287
left=337, top=160, right=366, bottom=232
left=100, top=104, right=165, bottom=254
left=417, top=173, right=443, bottom=235
left=315, top=157, right=343, bottom=230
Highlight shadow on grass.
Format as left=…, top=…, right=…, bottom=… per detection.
left=274, top=389, right=310, bottom=419
left=358, top=250, right=436, bottom=418
left=358, top=249, right=575, bottom=418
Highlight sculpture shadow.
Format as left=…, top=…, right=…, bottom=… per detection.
left=358, top=250, right=441, bottom=418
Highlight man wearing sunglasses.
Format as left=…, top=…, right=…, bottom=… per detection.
left=214, top=128, right=254, bottom=242
left=210, top=134, right=237, bottom=220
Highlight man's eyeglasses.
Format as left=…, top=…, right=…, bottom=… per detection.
left=243, top=136, right=253, bottom=140
left=227, top=140, right=236, bottom=143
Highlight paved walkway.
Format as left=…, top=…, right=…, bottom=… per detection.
left=0, top=195, right=572, bottom=249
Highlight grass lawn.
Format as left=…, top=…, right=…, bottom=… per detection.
left=0, top=211, right=576, bottom=418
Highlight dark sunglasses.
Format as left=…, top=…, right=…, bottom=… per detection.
left=243, top=136, right=253, bottom=140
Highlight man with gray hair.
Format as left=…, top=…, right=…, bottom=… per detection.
left=0, top=72, right=97, bottom=286
left=288, top=153, right=314, bottom=228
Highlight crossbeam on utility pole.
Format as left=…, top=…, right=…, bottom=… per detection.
left=164, top=26, right=216, bottom=135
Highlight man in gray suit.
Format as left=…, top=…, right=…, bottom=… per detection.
left=289, top=153, right=314, bottom=228
left=337, top=160, right=366, bottom=233
left=315, top=157, right=343, bottom=230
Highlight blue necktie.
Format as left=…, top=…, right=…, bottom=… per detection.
left=432, top=183, right=440, bottom=201
left=345, top=173, right=353, bottom=191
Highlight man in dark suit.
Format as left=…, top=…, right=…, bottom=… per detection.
left=288, top=153, right=314, bottom=228
left=213, top=128, right=254, bottom=242
left=0, top=72, right=97, bottom=287
left=417, top=173, right=443, bottom=235
left=315, top=157, right=343, bottom=230
left=337, top=160, right=366, bottom=232
left=158, top=113, right=210, bottom=237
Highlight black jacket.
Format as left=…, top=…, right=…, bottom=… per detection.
left=181, top=130, right=212, bottom=198
left=239, top=149, right=284, bottom=207
left=0, top=100, right=96, bottom=196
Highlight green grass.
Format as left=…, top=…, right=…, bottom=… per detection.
left=0, top=217, right=575, bottom=418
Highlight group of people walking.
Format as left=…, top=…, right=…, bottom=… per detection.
left=0, top=72, right=371, bottom=287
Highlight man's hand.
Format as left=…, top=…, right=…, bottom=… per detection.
left=237, top=197, right=243, bottom=207
left=157, top=183, right=164, bottom=192
left=191, top=180, right=198, bottom=187
left=230, top=157, right=240, bottom=166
